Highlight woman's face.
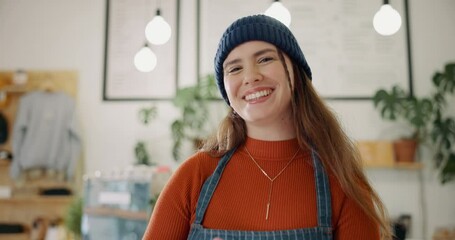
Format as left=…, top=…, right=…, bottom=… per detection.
left=223, top=41, right=295, bottom=127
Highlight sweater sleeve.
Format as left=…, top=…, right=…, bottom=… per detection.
left=333, top=193, right=380, bottom=240
left=142, top=153, right=216, bottom=240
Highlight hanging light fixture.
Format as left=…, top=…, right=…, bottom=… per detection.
left=373, top=0, right=402, bottom=36
left=134, top=42, right=157, bottom=72
left=264, top=0, right=291, bottom=27
left=145, top=8, right=172, bottom=45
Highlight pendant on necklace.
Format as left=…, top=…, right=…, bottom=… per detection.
left=265, top=181, right=273, bottom=220
left=244, top=146, right=299, bottom=221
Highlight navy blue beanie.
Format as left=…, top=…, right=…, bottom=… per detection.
left=214, top=14, right=312, bottom=105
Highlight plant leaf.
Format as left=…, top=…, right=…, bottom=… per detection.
left=433, top=63, right=455, bottom=95
left=138, top=105, right=158, bottom=125
left=404, top=97, right=433, bottom=132
left=441, top=153, right=455, bottom=184
left=372, top=86, right=407, bottom=120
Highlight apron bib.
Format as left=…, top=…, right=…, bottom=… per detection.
left=188, top=147, right=333, bottom=240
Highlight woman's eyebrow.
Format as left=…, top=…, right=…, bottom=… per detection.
left=253, top=48, right=276, bottom=57
left=223, top=58, right=241, bottom=69
left=223, top=48, right=277, bottom=69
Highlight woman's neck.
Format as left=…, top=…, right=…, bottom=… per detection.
left=244, top=137, right=302, bottom=160
left=246, top=119, right=296, bottom=141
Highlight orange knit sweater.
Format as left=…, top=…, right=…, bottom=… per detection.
left=143, top=138, right=380, bottom=239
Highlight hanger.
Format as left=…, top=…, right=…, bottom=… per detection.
left=39, top=77, right=57, bottom=93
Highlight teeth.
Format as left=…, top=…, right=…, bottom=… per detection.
left=245, top=90, right=272, bottom=101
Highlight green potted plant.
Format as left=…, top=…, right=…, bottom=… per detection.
left=171, top=74, right=221, bottom=161
left=65, top=197, right=83, bottom=240
left=135, top=105, right=158, bottom=165
left=373, top=62, right=455, bottom=183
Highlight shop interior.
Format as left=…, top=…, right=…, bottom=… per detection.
left=0, top=0, right=454, bottom=239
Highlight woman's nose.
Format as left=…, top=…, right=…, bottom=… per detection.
left=243, top=65, right=262, bottom=85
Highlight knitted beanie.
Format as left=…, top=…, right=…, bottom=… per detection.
left=214, top=14, right=312, bottom=105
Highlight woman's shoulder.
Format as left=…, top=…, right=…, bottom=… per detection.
left=164, top=151, right=220, bottom=209
left=173, top=151, right=220, bottom=181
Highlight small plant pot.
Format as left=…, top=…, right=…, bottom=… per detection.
left=393, top=139, right=417, bottom=163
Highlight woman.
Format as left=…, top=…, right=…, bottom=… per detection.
left=143, top=14, right=392, bottom=240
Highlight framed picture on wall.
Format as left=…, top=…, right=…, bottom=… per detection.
left=197, top=0, right=413, bottom=100
left=103, top=0, right=180, bottom=101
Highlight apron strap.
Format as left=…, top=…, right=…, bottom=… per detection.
left=193, top=146, right=238, bottom=224
left=312, top=150, right=332, bottom=228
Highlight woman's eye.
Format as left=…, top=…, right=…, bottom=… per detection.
left=258, top=57, right=274, bottom=63
left=227, top=66, right=242, bottom=74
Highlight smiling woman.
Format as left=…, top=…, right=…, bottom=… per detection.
left=143, top=14, right=393, bottom=240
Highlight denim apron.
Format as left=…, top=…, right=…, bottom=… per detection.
left=188, top=147, right=333, bottom=240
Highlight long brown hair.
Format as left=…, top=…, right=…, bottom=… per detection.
left=201, top=49, right=392, bottom=240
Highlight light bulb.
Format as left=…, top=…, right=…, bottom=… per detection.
left=373, top=4, right=402, bottom=36
left=145, top=10, right=172, bottom=45
left=134, top=45, right=157, bottom=72
left=265, top=1, right=291, bottom=27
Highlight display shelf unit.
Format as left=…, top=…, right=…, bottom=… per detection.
left=0, top=160, right=74, bottom=239
left=0, top=70, right=80, bottom=238
left=0, top=196, right=74, bottom=223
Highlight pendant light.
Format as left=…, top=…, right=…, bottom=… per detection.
left=145, top=8, right=172, bottom=45
left=264, top=0, right=291, bottom=27
left=134, top=42, right=157, bottom=72
left=373, top=0, right=402, bottom=36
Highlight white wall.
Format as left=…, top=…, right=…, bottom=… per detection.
left=0, top=0, right=454, bottom=239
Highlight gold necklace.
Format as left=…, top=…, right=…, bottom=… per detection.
left=244, top=146, right=300, bottom=220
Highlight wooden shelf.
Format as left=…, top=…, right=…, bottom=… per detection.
left=0, top=195, right=73, bottom=204
left=0, top=233, right=29, bottom=240
left=364, top=162, right=423, bottom=170
left=0, top=85, right=28, bottom=93
left=84, top=207, right=148, bottom=221
left=0, top=159, right=11, bottom=166
left=0, top=159, right=73, bottom=195
left=0, top=196, right=74, bottom=227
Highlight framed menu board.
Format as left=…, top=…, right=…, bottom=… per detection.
left=197, top=0, right=412, bottom=100
left=103, top=0, right=180, bottom=101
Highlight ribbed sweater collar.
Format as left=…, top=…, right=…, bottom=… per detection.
left=243, top=137, right=305, bottom=161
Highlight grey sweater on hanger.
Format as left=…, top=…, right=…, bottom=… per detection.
left=10, top=91, right=81, bottom=180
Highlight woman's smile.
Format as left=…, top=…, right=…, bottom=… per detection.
left=244, top=88, right=273, bottom=102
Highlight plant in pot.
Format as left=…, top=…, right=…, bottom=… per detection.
left=372, top=62, right=455, bottom=183
left=171, top=74, right=222, bottom=161
left=135, top=105, right=158, bottom=165
left=65, top=197, right=83, bottom=240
